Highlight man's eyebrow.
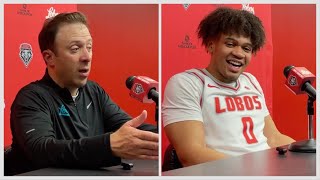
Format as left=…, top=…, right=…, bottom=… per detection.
left=225, top=37, right=236, bottom=41
left=225, top=37, right=252, bottom=46
left=68, top=39, right=93, bottom=45
left=243, top=42, right=253, bottom=47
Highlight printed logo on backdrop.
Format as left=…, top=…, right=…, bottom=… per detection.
left=242, top=4, right=255, bottom=14
left=17, top=4, right=32, bottom=16
left=178, top=35, right=196, bottom=49
left=182, top=4, right=190, bottom=11
left=19, top=43, right=33, bottom=68
left=46, top=7, right=59, bottom=19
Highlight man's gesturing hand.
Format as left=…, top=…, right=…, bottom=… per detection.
left=110, top=110, right=158, bottom=160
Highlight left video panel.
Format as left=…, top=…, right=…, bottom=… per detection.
left=4, top=4, right=159, bottom=176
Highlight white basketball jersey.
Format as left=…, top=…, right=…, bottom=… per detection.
left=162, top=68, right=270, bottom=156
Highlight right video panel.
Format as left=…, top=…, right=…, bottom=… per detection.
left=161, top=4, right=316, bottom=176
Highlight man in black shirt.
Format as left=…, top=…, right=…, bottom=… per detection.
left=5, top=12, right=158, bottom=175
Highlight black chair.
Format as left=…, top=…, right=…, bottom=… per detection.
left=162, top=144, right=183, bottom=172
left=4, top=145, right=33, bottom=176
left=4, top=145, right=14, bottom=176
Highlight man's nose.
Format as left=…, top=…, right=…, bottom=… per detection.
left=80, top=48, right=92, bottom=62
left=232, top=46, right=245, bottom=59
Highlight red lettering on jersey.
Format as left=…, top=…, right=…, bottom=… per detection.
left=243, top=96, right=254, bottom=110
left=225, top=97, right=236, bottom=111
left=242, top=117, right=258, bottom=144
left=253, top=96, right=262, bottom=109
left=215, top=97, right=226, bottom=113
left=215, top=96, right=262, bottom=113
left=234, top=97, right=244, bottom=111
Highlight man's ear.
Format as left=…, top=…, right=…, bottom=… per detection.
left=42, top=50, right=55, bottom=66
left=207, top=41, right=215, bottom=54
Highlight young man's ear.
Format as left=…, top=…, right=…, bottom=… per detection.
left=207, top=41, right=215, bottom=54
left=42, top=50, right=55, bottom=66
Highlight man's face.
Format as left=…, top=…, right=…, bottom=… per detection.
left=51, top=23, right=92, bottom=89
left=208, top=34, right=253, bottom=83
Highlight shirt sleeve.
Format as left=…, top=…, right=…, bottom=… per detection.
left=10, top=85, right=121, bottom=170
left=162, top=72, right=204, bottom=127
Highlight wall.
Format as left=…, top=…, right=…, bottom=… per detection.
left=78, top=4, right=159, bottom=125
left=271, top=4, right=316, bottom=141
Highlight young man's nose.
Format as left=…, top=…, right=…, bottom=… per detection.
left=231, top=46, right=245, bottom=59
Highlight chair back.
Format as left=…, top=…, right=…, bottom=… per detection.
left=162, top=144, right=182, bottom=172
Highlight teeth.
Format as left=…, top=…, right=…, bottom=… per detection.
left=227, top=60, right=242, bottom=67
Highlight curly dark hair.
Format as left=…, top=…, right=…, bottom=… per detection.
left=197, top=7, right=266, bottom=53
left=38, top=12, right=89, bottom=54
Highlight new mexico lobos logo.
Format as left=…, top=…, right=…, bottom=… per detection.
left=134, top=83, right=144, bottom=94
left=19, top=43, right=33, bottom=68
left=288, top=75, right=298, bottom=86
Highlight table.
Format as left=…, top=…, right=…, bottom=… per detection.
left=17, top=159, right=158, bottom=176
left=162, top=147, right=316, bottom=176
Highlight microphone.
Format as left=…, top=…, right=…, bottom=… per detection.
left=283, top=65, right=316, bottom=99
left=126, top=76, right=159, bottom=104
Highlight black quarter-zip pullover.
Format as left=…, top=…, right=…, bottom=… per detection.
left=8, top=69, right=156, bottom=174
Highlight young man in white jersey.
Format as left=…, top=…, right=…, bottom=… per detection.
left=162, top=7, right=295, bottom=168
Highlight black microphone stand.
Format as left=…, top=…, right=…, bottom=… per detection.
left=148, top=88, right=159, bottom=132
left=288, top=95, right=316, bottom=153
left=155, top=100, right=158, bottom=132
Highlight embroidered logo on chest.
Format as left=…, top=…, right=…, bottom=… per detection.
left=58, top=105, right=70, bottom=116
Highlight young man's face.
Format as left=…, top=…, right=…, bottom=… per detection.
left=208, top=34, right=253, bottom=83
left=51, top=23, right=93, bottom=90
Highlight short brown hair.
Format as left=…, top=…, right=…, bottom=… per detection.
left=38, top=12, right=89, bottom=54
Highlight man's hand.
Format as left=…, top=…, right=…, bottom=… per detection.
left=110, top=110, right=158, bottom=160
